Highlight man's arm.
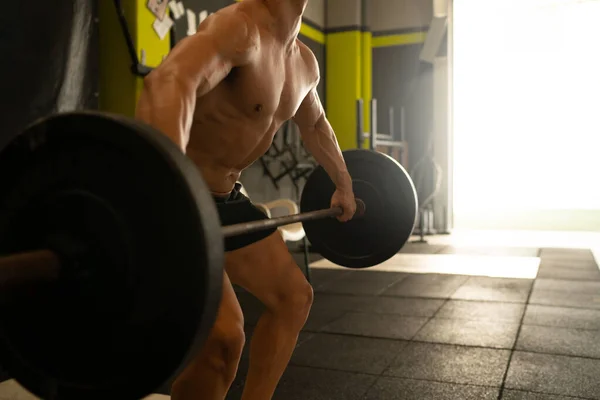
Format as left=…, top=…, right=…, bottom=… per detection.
left=294, top=88, right=353, bottom=192
left=293, top=88, right=356, bottom=220
left=136, top=9, right=259, bottom=151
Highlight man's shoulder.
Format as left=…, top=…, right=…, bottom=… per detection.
left=296, top=40, right=320, bottom=79
left=208, top=3, right=257, bottom=31
left=200, top=4, right=260, bottom=56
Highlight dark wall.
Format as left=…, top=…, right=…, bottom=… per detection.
left=0, top=0, right=98, bottom=383
left=0, top=0, right=99, bottom=150
left=372, top=44, right=433, bottom=170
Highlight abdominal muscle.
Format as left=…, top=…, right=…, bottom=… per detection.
left=186, top=106, right=281, bottom=195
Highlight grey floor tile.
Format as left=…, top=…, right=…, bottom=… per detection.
left=228, top=365, right=376, bottom=400
left=506, top=351, right=600, bottom=399
left=438, top=246, right=539, bottom=257
left=467, top=277, right=534, bottom=288
left=304, top=294, right=372, bottom=332
left=540, top=248, right=594, bottom=259
left=291, top=333, right=407, bottom=374
left=436, top=300, right=526, bottom=323
left=539, top=258, right=599, bottom=270
left=291, top=252, right=324, bottom=265
left=533, top=279, right=600, bottom=294
left=385, top=342, right=510, bottom=387
left=309, top=268, right=352, bottom=289
left=523, top=304, right=600, bottom=330
left=383, top=274, right=469, bottom=299
left=315, top=279, right=394, bottom=296
left=303, top=306, right=347, bottom=332
left=345, top=270, right=409, bottom=282
left=537, top=267, right=600, bottom=281
left=355, top=296, right=445, bottom=317
left=451, top=287, right=530, bottom=303
left=399, top=243, right=447, bottom=254
left=242, top=328, right=312, bottom=355
left=451, top=277, right=533, bottom=303
left=311, top=293, right=370, bottom=312
left=322, top=312, right=429, bottom=340
left=364, top=377, right=499, bottom=400
left=273, top=366, right=376, bottom=400
left=296, top=331, right=315, bottom=347
left=415, top=318, right=519, bottom=349
left=517, top=325, right=600, bottom=358
left=540, top=257, right=597, bottom=267
left=529, top=290, right=600, bottom=310
left=501, top=389, right=583, bottom=399
left=316, top=271, right=406, bottom=296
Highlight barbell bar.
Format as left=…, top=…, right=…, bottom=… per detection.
left=221, top=198, right=366, bottom=237
left=0, top=250, right=61, bottom=289
left=0, top=198, right=368, bottom=292
left=0, top=112, right=418, bottom=400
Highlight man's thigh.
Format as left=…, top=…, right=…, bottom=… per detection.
left=225, top=232, right=311, bottom=309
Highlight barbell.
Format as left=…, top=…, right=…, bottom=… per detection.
left=0, top=112, right=418, bottom=399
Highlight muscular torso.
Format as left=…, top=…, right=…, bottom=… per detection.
left=185, top=6, right=319, bottom=194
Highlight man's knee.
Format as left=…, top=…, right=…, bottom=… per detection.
left=173, top=321, right=245, bottom=394
left=274, top=272, right=314, bottom=323
left=172, top=323, right=245, bottom=395
left=206, top=321, right=246, bottom=373
left=172, top=281, right=245, bottom=397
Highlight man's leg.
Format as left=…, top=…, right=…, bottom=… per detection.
left=171, top=273, right=245, bottom=400
left=225, top=232, right=314, bottom=400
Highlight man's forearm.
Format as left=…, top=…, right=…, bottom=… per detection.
left=301, top=116, right=353, bottom=192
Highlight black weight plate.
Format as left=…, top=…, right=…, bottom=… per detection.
left=0, top=112, right=223, bottom=399
left=301, top=150, right=418, bottom=268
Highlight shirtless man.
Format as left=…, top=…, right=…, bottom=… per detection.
left=136, top=0, right=356, bottom=398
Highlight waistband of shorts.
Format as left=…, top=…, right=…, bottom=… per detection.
left=212, top=182, right=243, bottom=203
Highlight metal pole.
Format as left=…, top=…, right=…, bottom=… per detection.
left=389, top=107, right=395, bottom=139
left=400, top=106, right=406, bottom=142
left=357, top=99, right=364, bottom=148
left=370, top=99, right=377, bottom=151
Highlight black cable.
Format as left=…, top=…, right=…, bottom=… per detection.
left=112, top=0, right=154, bottom=77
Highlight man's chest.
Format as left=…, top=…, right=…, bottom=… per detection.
left=225, top=43, right=319, bottom=121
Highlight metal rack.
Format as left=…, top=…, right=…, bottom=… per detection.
left=357, top=99, right=408, bottom=166
left=258, top=121, right=316, bottom=197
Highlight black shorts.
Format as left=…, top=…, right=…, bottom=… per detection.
left=214, top=183, right=277, bottom=252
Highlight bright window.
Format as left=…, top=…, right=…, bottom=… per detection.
left=453, top=0, right=600, bottom=229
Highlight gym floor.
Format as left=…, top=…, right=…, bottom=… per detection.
left=0, top=232, right=599, bottom=400
left=228, top=232, right=600, bottom=400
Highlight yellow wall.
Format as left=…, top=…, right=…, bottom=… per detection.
left=99, top=0, right=170, bottom=116
left=372, top=32, right=426, bottom=48
left=134, top=0, right=171, bottom=101
left=361, top=31, right=372, bottom=139
left=326, top=31, right=362, bottom=150
left=98, top=0, right=137, bottom=115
